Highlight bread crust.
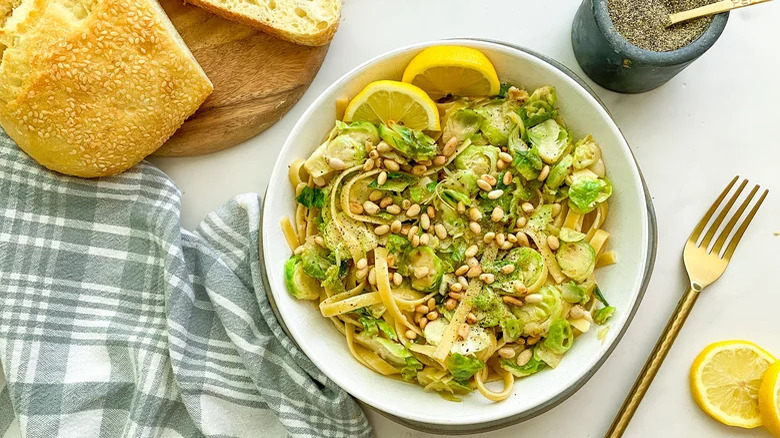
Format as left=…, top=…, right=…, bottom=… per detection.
left=0, top=0, right=213, bottom=177
left=184, top=0, right=340, bottom=47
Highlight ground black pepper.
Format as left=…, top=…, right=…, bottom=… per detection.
left=608, top=0, right=718, bottom=52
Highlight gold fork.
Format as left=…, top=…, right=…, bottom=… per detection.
left=606, top=176, right=769, bottom=438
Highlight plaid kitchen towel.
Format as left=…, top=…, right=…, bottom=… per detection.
left=0, top=131, right=372, bottom=438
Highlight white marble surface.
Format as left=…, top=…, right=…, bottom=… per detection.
left=5, top=1, right=779, bottom=437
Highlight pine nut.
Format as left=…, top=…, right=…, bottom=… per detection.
left=401, top=224, right=411, bottom=235
left=507, top=233, right=518, bottom=243
left=433, top=155, right=447, bottom=166
left=547, top=235, right=560, bottom=250
left=377, top=171, right=387, bottom=186
left=294, top=246, right=305, bottom=255
left=496, top=233, right=506, bottom=246
left=465, top=245, right=479, bottom=258
left=455, top=265, right=469, bottom=276
left=458, top=276, right=469, bottom=288
left=363, top=159, right=374, bottom=171
left=521, top=202, right=534, bottom=213
left=516, top=232, right=530, bottom=247
left=421, top=214, right=431, bottom=230
left=386, top=204, right=401, bottom=215
left=408, top=226, right=419, bottom=238
left=415, top=305, right=429, bottom=314
left=498, top=347, right=516, bottom=359
left=457, top=323, right=470, bottom=339
left=405, top=330, right=417, bottom=340
left=414, top=266, right=430, bottom=279
left=419, top=233, right=430, bottom=246
left=379, top=197, right=393, bottom=208
left=363, top=201, right=379, bottom=215
left=443, top=136, right=458, bottom=156
left=469, top=221, right=481, bottom=234
left=402, top=199, right=411, bottom=209
left=427, top=298, right=436, bottom=309
left=349, top=202, right=364, bottom=215
left=393, top=272, right=403, bottom=286
left=411, top=234, right=420, bottom=247
left=466, top=257, right=478, bottom=267
left=374, top=225, right=390, bottom=236
left=406, top=204, right=421, bottom=217
left=467, top=207, right=481, bottom=222
left=427, top=311, right=439, bottom=321
left=411, top=164, right=427, bottom=175
left=516, top=217, right=527, bottom=228
left=527, top=336, right=540, bottom=346
left=445, top=298, right=458, bottom=311
left=481, top=174, right=497, bottom=186
left=419, top=317, right=429, bottom=330
left=497, top=159, right=508, bottom=170
left=499, top=152, right=513, bottom=163
left=328, top=157, right=346, bottom=170
left=314, top=236, right=326, bottom=247
left=368, top=268, right=377, bottom=285
left=457, top=201, right=466, bottom=214
left=449, top=292, right=462, bottom=300
left=384, top=159, right=400, bottom=171
left=514, top=281, right=527, bottom=294
left=369, top=149, right=380, bottom=159
left=466, top=312, right=478, bottom=324
left=483, top=232, right=496, bottom=243
left=377, top=141, right=392, bottom=153
left=369, top=190, right=383, bottom=202
left=477, top=179, right=492, bottom=192
left=552, top=203, right=562, bottom=217
left=434, top=223, right=447, bottom=239
left=537, top=165, right=550, bottom=181
left=501, top=241, right=513, bottom=250
left=525, top=293, right=543, bottom=303
left=503, top=171, right=513, bottom=185
left=467, top=265, right=482, bottom=278
left=387, top=254, right=395, bottom=266
left=491, top=206, right=505, bottom=222
left=501, top=264, right=515, bottom=275
left=427, top=206, right=436, bottom=219
left=516, top=349, right=533, bottom=366
left=488, top=189, right=504, bottom=200
left=356, top=258, right=368, bottom=270
left=480, top=273, right=495, bottom=284
left=570, top=305, right=587, bottom=319
left=502, top=295, right=524, bottom=306
left=390, top=220, right=402, bottom=233
left=313, top=176, right=326, bottom=186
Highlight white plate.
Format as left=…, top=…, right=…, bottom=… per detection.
left=261, top=39, right=656, bottom=433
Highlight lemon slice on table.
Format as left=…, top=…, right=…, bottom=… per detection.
left=690, top=340, right=775, bottom=429
left=343, top=80, right=440, bottom=131
left=402, top=45, right=501, bottom=99
left=759, top=360, right=780, bottom=437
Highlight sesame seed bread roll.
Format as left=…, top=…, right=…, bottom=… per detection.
left=0, top=0, right=213, bottom=178
left=185, top=0, right=341, bottom=47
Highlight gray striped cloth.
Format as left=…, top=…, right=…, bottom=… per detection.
left=0, top=130, right=372, bottom=438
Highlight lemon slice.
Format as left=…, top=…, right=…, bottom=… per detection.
left=343, top=80, right=440, bottom=131
left=759, top=360, right=780, bottom=437
left=402, top=46, right=501, bottom=99
left=690, top=340, right=775, bottom=429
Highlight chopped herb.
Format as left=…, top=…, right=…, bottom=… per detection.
left=296, top=186, right=326, bottom=208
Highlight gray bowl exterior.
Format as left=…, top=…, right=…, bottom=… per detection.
left=571, top=0, right=729, bottom=93
left=261, top=40, right=658, bottom=435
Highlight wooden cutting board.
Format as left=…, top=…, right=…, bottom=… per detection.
left=154, top=0, right=329, bottom=157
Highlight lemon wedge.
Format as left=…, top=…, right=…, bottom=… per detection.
left=343, top=80, right=440, bottom=131
left=690, top=340, right=775, bottom=429
left=402, top=46, right=501, bottom=99
left=760, top=360, right=780, bottom=437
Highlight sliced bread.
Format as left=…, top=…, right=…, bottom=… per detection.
left=185, top=0, right=341, bottom=46
left=0, top=0, right=213, bottom=177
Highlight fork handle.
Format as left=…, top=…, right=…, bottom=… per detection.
left=605, top=284, right=702, bottom=438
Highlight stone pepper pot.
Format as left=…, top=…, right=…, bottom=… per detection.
left=571, top=0, right=729, bottom=93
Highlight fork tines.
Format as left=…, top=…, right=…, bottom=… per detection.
left=689, top=176, right=769, bottom=259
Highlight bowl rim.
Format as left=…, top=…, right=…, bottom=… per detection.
left=259, top=38, right=658, bottom=433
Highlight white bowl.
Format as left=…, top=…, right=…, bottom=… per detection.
left=261, top=39, right=656, bottom=433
